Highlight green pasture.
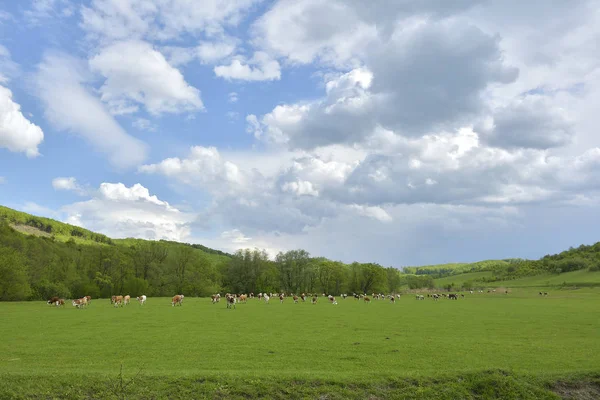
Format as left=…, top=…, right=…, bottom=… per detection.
left=1, top=293, right=599, bottom=398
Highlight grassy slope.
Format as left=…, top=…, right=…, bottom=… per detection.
left=0, top=205, right=231, bottom=266
left=1, top=293, right=599, bottom=398
left=433, top=269, right=600, bottom=289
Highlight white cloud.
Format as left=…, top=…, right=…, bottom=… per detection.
left=0, top=85, right=44, bottom=157
left=220, top=229, right=252, bottom=244
left=61, top=182, right=193, bottom=241
left=215, top=51, right=281, bottom=81
left=132, top=118, right=157, bottom=132
left=197, top=40, right=237, bottom=64
left=34, top=53, right=148, bottom=169
left=281, top=180, right=319, bottom=197
left=80, top=0, right=261, bottom=43
left=228, top=92, right=238, bottom=103
left=24, top=0, right=74, bottom=25
left=52, top=177, right=78, bottom=191
left=139, top=146, right=248, bottom=193
left=89, top=40, right=203, bottom=115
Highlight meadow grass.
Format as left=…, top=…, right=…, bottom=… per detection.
left=1, top=292, right=599, bottom=398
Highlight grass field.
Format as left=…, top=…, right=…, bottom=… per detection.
left=488, top=270, right=600, bottom=288
left=1, top=291, right=600, bottom=399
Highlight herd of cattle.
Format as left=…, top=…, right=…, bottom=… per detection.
left=46, top=289, right=523, bottom=309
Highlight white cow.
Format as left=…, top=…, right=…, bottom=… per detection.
left=137, top=295, right=147, bottom=305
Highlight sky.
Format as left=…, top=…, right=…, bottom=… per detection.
left=1, top=0, right=599, bottom=267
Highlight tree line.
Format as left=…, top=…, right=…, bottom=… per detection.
left=0, top=222, right=406, bottom=301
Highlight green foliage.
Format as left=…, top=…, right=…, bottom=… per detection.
left=406, top=274, right=435, bottom=289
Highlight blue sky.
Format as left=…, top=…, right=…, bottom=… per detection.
left=1, top=0, right=599, bottom=267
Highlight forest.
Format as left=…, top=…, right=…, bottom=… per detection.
left=1, top=205, right=599, bottom=301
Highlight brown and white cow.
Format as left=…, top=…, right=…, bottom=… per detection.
left=123, top=295, right=131, bottom=305
left=72, top=298, right=87, bottom=309
left=84, top=295, right=92, bottom=304
left=113, top=295, right=124, bottom=307
left=364, top=296, right=371, bottom=304
left=47, top=296, right=60, bottom=306
left=279, top=294, right=285, bottom=304
left=329, top=296, right=338, bottom=305
left=226, top=294, right=236, bottom=309
left=172, top=295, right=183, bottom=306
left=136, top=295, right=147, bottom=305
left=293, top=295, right=299, bottom=304
left=239, top=294, right=247, bottom=303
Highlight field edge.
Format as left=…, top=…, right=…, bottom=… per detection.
left=1, top=370, right=599, bottom=400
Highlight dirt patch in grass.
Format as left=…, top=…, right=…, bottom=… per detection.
left=10, top=224, right=52, bottom=238
left=552, top=379, right=600, bottom=400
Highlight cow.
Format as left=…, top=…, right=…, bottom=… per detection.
left=47, top=296, right=60, bottom=306
left=72, top=298, right=87, bottom=309
left=226, top=294, right=236, bottom=309
left=390, top=296, right=395, bottom=304
left=279, top=294, right=285, bottom=304
left=329, top=296, right=338, bottom=305
left=300, top=293, right=306, bottom=302
left=211, top=294, right=219, bottom=304
left=364, top=296, right=371, bottom=304
left=293, top=295, right=299, bottom=304
left=341, top=294, right=347, bottom=300
left=415, top=295, right=424, bottom=300
left=311, top=295, right=318, bottom=304
left=123, top=295, right=131, bottom=306
left=263, top=294, right=270, bottom=304
left=84, top=295, right=92, bottom=304
left=137, top=295, right=147, bottom=305
left=432, top=294, right=439, bottom=301
left=239, top=294, right=247, bottom=303
left=448, top=294, right=458, bottom=300
left=113, top=295, right=124, bottom=307
left=172, top=295, right=183, bottom=307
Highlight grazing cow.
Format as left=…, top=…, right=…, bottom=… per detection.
left=211, top=294, right=219, bottom=304
left=56, top=298, right=65, bottom=307
left=137, top=295, right=147, bottom=305
left=415, top=295, right=424, bottom=300
left=470, top=290, right=474, bottom=294
left=47, top=296, right=60, bottom=306
left=113, top=295, right=124, bottom=307
left=123, top=295, right=131, bottom=306
left=279, top=294, right=285, bottom=304
left=544, top=292, right=548, bottom=296
left=432, top=294, right=439, bottom=301
left=72, top=298, right=87, bottom=309
left=84, top=295, right=92, bottom=304
left=226, top=294, right=236, bottom=309
left=300, top=293, right=306, bottom=302
left=341, top=294, right=347, bottom=300
left=293, top=295, right=299, bottom=304
left=448, top=294, right=458, bottom=300
left=172, top=295, right=183, bottom=307
left=390, top=296, right=395, bottom=304
left=364, top=296, right=371, bottom=304
left=329, top=296, right=338, bottom=305
left=461, top=294, right=465, bottom=298
left=239, top=294, right=247, bottom=303
left=263, top=294, right=270, bottom=304
left=311, top=295, right=318, bottom=304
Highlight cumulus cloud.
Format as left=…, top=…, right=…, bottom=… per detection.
left=61, top=182, right=193, bottom=241
left=34, top=53, right=148, bottom=168
left=139, top=146, right=248, bottom=193
left=52, top=177, right=78, bottom=191
left=0, top=85, right=44, bottom=157
left=89, top=40, right=203, bottom=115
left=228, top=92, right=238, bottom=103
left=215, top=51, right=281, bottom=81
left=132, top=118, right=157, bottom=132
left=478, top=95, right=574, bottom=150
